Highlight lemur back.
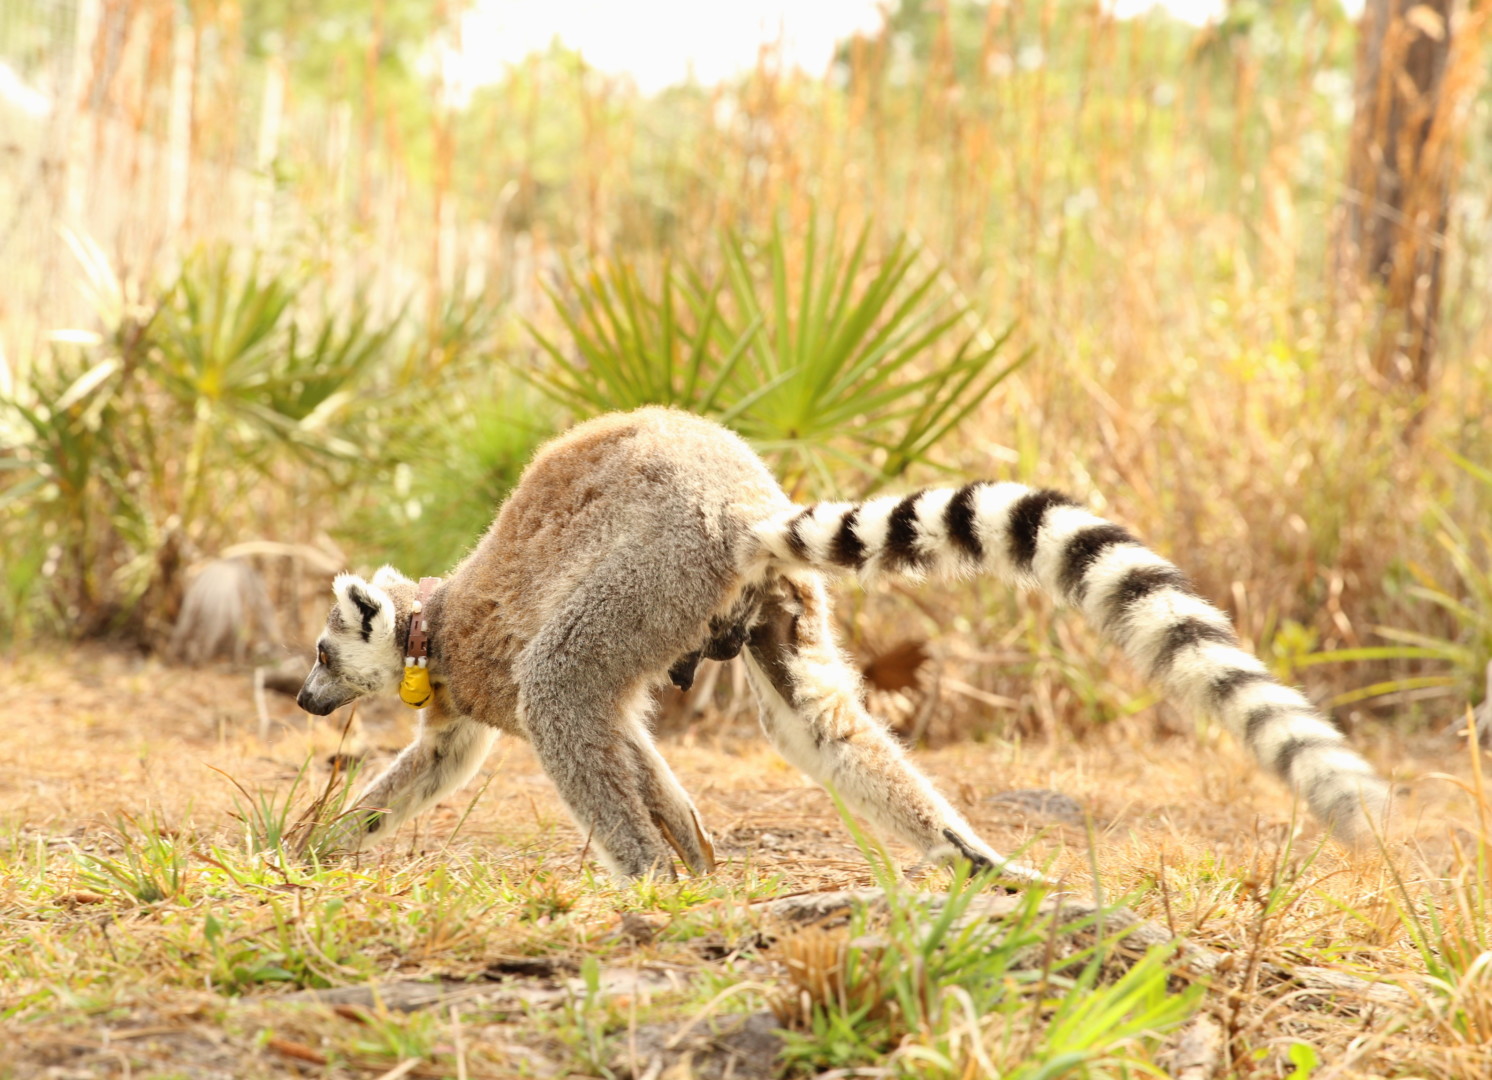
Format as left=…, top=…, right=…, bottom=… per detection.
left=298, top=407, right=1387, bottom=880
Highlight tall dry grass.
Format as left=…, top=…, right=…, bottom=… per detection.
left=2, top=0, right=1490, bottom=732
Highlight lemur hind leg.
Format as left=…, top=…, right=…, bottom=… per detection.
left=743, top=571, right=1045, bottom=884
left=331, top=713, right=498, bottom=851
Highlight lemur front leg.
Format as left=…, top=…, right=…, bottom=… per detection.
left=624, top=717, right=717, bottom=874
left=518, top=672, right=716, bottom=881
left=743, top=571, right=1046, bottom=885
left=326, top=713, right=498, bottom=853
left=515, top=550, right=726, bottom=882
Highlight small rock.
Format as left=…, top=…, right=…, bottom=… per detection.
left=611, top=912, right=662, bottom=946
left=986, top=788, right=1087, bottom=826
left=614, top=1011, right=783, bottom=1080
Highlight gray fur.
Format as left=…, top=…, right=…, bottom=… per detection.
left=298, top=408, right=1387, bottom=880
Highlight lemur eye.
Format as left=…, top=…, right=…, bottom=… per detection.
left=318, top=648, right=330, bottom=667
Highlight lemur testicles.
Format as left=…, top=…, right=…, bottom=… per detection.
left=297, top=407, right=1387, bottom=881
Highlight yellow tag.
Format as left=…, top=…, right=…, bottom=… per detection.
left=399, top=665, right=433, bottom=708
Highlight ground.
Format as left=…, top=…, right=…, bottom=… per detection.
left=1, top=646, right=1487, bottom=1078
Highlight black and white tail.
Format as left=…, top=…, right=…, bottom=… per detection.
left=755, top=482, right=1388, bottom=842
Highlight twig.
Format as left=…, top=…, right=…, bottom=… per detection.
left=369, top=1060, right=420, bottom=1080
left=267, top=1037, right=326, bottom=1065
left=940, top=677, right=1019, bottom=710
left=450, top=1004, right=468, bottom=1080
left=253, top=666, right=270, bottom=742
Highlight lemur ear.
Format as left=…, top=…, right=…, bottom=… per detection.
left=371, top=565, right=414, bottom=590
left=333, top=573, right=395, bottom=643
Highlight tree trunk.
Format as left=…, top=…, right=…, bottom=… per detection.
left=1344, top=0, right=1457, bottom=397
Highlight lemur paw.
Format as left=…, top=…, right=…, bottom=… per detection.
left=312, top=806, right=388, bottom=858
left=938, top=829, right=1050, bottom=889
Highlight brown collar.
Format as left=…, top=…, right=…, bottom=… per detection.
left=404, top=576, right=442, bottom=663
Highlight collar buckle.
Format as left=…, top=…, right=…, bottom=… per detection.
left=399, top=576, right=441, bottom=708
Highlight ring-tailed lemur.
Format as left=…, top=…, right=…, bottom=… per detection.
left=297, top=407, right=1387, bottom=880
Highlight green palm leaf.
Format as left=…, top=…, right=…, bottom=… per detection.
left=522, top=216, right=1022, bottom=494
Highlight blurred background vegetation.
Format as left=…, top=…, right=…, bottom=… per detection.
left=1, top=0, right=1489, bottom=740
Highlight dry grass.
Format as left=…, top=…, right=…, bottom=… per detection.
left=2, top=645, right=1490, bottom=1077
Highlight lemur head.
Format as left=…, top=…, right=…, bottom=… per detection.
left=297, top=567, right=415, bottom=715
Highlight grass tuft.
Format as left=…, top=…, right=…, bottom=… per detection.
left=72, top=812, right=190, bottom=907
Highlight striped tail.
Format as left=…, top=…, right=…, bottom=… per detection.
left=755, top=483, right=1388, bottom=843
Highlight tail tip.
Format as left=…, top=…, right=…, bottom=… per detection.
left=1319, top=775, right=1393, bottom=848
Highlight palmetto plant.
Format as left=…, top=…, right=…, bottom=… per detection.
left=0, top=244, right=399, bottom=639
left=526, top=257, right=759, bottom=418
left=528, top=217, right=1027, bottom=496
left=0, top=349, right=131, bottom=631
left=717, top=220, right=1024, bottom=491
left=146, top=249, right=396, bottom=527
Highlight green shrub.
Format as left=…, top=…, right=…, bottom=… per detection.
left=528, top=216, right=1027, bottom=497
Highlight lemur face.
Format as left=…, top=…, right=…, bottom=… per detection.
left=296, top=574, right=403, bottom=715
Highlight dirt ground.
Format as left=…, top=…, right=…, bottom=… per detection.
left=5, top=645, right=1473, bottom=881
left=2, top=645, right=1486, bottom=1078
